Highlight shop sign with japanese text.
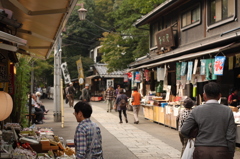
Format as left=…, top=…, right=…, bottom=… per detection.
left=155, top=27, right=175, bottom=50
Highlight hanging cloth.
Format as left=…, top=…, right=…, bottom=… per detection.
left=157, top=67, right=164, bottom=81
left=144, top=69, right=150, bottom=81
left=176, top=62, right=181, bottom=80
left=193, top=59, right=198, bottom=74
left=187, top=61, right=193, bottom=81
left=181, top=62, right=187, bottom=76
left=214, top=56, right=226, bottom=75
left=200, top=59, right=206, bottom=75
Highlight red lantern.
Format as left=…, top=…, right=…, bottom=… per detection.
left=0, top=91, right=13, bottom=121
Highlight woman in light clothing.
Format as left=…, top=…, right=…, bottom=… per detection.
left=177, top=97, right=194, bottom=157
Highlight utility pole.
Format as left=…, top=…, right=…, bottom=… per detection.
left=53, top=36, right=62, bottom=122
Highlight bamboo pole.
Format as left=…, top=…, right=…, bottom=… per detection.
left=60, top=79, right=64, bottom=128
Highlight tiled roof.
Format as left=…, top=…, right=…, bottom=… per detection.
left=94, top=64, right=124, bottom=78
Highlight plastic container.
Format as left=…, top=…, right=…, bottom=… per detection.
left=161, top=103, right=168, bottom=108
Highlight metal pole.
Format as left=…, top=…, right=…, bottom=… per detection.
left=53, top=37, right=62, bottom=122
left=60, top=79, right=64, bottom=128
left=31, top=61, right=34, bottom=93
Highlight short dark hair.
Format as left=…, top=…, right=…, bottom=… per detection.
left=74, top=102, right=92, bottom=118
left=132, top=86, right=137, bottom=91
left=203, top=82, right=221, bottom=99
left=183, top=97, right=194, bottom=109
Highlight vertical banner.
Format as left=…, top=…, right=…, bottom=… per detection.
left=163, top=64, right=167, bottom=79
left=200, top=59, right=206, bottom=75
left=187, top=61, right=193, bottom=81
left=123, top=74, right=128, bottom=82
left=127, top=72, right=132, bottom=80
left=8, top=63, right=15, bottom=95
left=0, top=52, right=8, bottom=82
left=205, top=59, right=217, bottom=80
left=144, top=69, right=150, bottom=81
left=61, top=62, right=71, bottom=84
left=76, top=58, right=84, bottom=85
left=229, top=56, right=234, bottom=70
left=180, top=62, right=187, bottom=76
left=106, top=79, right=114, bottom=90
left=135, top=71, right=141, bottom=83
left=176, top=62, right=181, bottom=80
left=193, top=59, right=198, bottom=74
left=157, top=67, right=165, bottom=81
left=214, top=56, right=226, bottom=75
left=235, top=53, right=240, bottom=68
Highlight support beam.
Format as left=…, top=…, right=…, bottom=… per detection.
left=18, top=29, right=54, bottom=42
left=0, top=43, right=18, bottom=52
left=28, top=46, right=51, bottom=49
left=0, top=31, right=27, bottom=46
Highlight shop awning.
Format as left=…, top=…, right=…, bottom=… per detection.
left=128, top=44, right=232, bottom=71
left=1, top=0, right=78, bottom=60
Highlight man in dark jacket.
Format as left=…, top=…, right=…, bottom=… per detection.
left=81, top=84, right=91, bottom=102
left=181, top=82, right=236, bottom=159
left=67, top=82, right=75, bottom=107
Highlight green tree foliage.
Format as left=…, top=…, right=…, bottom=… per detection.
left=33, top=55, right=54, bottom=87
left=63, top=0, right=165, bottom=73
left=12, top=55, right=31, bottom=126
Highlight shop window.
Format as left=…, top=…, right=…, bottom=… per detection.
left=208, top=0, right=235, bottom=29
left=150, top=22, right=159, bottom=48
left=181, top=5, right=201, bottom=30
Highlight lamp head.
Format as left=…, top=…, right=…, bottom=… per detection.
left=78, top=4, right=87, bottom=21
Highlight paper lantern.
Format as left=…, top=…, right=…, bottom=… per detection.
left=0, top=91, right=13, bottom=121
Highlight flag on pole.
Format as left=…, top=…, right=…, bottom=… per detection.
left=76, top=58, right=84, bottom=85
left=61, top=62, right=71, bottom=84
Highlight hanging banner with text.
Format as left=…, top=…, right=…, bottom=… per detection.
left=214, top=56, right=226, bottom=75
left=61, top=62, right=71, bottom=84
left=76, top=58, right=84, bottom=85
left=0, top=52, right=8, bottom=82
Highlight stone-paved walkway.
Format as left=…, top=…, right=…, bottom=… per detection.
left=92, top=106, right=181, bottom=159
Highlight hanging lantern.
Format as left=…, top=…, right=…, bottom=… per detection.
left=0, top=91, right=13, bottom=121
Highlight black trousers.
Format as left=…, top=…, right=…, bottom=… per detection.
left=34, top=107, right=44, bottom=122
left=118, top=110, right=127, bottom=121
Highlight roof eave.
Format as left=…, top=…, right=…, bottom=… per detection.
left=134, top=0, right=176, bottom=27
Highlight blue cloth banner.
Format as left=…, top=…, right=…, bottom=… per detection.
left=187, top=61, right=193, bottom=81
left=181, top=62, right=187, bottom=76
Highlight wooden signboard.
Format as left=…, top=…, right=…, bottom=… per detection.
left=155, top=27, right=175, bottom=51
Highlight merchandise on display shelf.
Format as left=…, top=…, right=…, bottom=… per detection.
left=0, top=123, right=76, bottom=158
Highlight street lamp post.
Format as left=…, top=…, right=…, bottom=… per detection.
left=53, top=4, right=87, bottom=122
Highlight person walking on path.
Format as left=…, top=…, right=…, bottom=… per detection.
left=177, top=97, right=194, bottom=157
left=73, top=102, right=103, bottom=159
left=115, top=89, right=128, bottom=124
left=67, top=82, right=75, bottom=107
left=104, top=85, right=115, bottom=112
left=42, top=86, right=47, bottom=99
left=65, top=84, right=69, bottom=104
left=81, top=84, right=91, bottom=102
left=131, top=86, right=141, bottom=124
left=181, top=82, right=236, bottom=159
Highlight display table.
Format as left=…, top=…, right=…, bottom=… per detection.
left=142, top=105, right=154, bottom=121
left=142, top=104, right=178, bottom=129
left=153, top=106, right=160, bottom=122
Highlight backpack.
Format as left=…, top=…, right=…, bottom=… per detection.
left=120, top=98, right=126, bottom=108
